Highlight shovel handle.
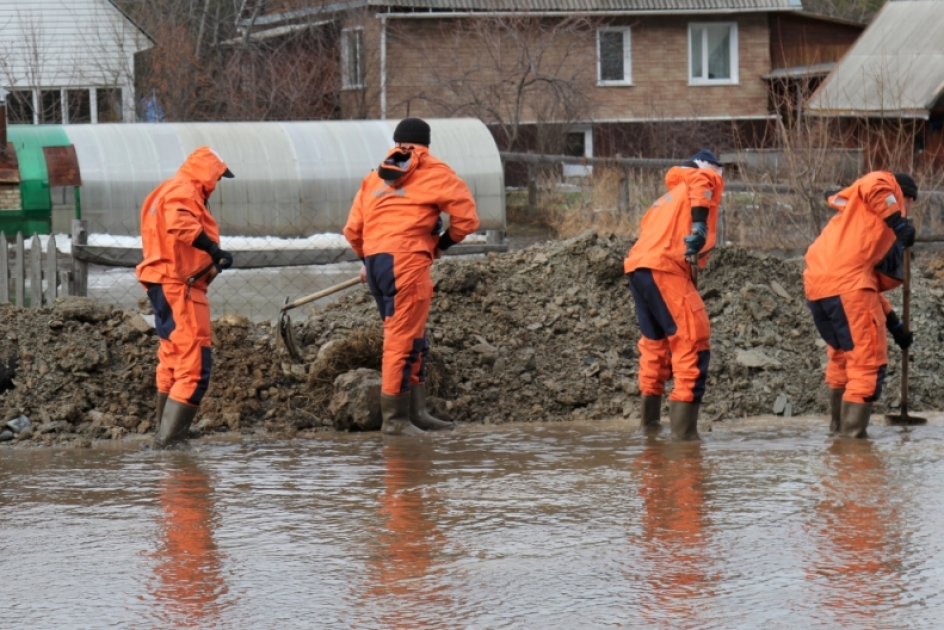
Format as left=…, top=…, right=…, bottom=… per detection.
left=901, top=247, right=912, bottom=418
left=280, top=277, right=361, bottom=312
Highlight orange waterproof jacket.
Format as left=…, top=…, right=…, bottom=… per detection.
left=804, top=171, right=907, bottom=301
left=344, top=147, right=480, bottom=258
left=624, top=166, right=724, bottom=276
left=136, top=148, right=229, bottom=291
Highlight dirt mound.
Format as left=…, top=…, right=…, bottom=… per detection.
left=4, top=232, right=944, bottom=446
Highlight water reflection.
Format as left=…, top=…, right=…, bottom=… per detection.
left=633, top=437, right=713, bottom=626
left=150, top=455, right=228, bottom=627
left=809, top=439, right=903, bottom=625
left=362, top=439, right=452, bottom=629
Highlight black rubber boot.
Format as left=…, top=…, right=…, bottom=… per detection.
left=409, top=384, right=455, bottom=431
left=839, top=400, right=871, bottom=439
left=829, top=388, right=844, bottom=434
left=641, top=395, right=662, bottom=431
left=669, top=400, right=700, bottom=441
left=381, top=393, right=424, bottom=436
left=155, top=391, right=168, bottom=434
left=154, top=398, right=199, bottom=449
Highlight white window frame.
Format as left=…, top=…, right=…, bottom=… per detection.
left=596, top=27, right=632, bottom=86
left=341, top=27, right=365, bottom=90
left=688, top=22, right=739, bottom=86
left=563, top=126, right=594, bottom=178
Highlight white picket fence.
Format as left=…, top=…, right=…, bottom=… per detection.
left=0, top=231, right=75, bottom=307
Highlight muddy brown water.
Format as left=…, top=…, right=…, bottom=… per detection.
left=4, top=416, right=944, bottom=629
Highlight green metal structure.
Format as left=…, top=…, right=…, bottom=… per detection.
left=0, top=125, right=76, bottom=235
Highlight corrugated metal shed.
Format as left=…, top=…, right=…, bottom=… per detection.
left=806, top=1, right=944, bottom=117
left=56, top=118, right=504, bottom=236
left=372, top=0, right=801, bottom=10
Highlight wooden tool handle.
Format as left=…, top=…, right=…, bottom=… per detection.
left=280, top=277, right=361, bottom=312
left=901, top=247, right=912, bottom=418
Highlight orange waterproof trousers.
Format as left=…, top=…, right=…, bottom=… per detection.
left=146, top=282, right=213, bottom=406
left=365, top=252, right=433, bottom=396
left=807, top=289, right=888, bottom=404
left=628, top=268, right=710, bottom=403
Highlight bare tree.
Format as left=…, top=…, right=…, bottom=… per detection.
left=406, top=14, right=600, bottom=153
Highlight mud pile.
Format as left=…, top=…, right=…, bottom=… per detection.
left=3, top=231, right=944, bottom=446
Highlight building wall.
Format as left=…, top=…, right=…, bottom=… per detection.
left=768, top=13, right=864, bottom=69
left=354, top=13, right=776, bottom=127
left=0, top=0, right=152, bottom=122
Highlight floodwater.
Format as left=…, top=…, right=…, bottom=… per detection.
left=4, top=416, right=944, bottom=629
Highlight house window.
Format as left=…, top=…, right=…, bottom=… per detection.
left=597, top=28, right=631, bottom=85
left=341, top=28, right=365, bottom=89
left=6, top=90, right=35, bottom=124
left=562, top=127, right=593, bottom=178
left=689, top=22, right=738, bottom=85
left=67, top=89, right=92, bottom=124
left=97, top=88, right=123, bottom=122
left=40, top=90, right=63, bottom=124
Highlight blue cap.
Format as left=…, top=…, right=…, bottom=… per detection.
left=689, top=149, right=722, bottom=166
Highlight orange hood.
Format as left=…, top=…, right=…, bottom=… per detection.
left=176, top=147, right=230, bottom=198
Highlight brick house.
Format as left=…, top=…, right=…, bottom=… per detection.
left=237, top=1, right=862, bottom=160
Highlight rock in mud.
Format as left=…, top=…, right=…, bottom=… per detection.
left=329, top=368, right=382, bottom=431
left=6, top=415, right=30, bottom=434
left=52, top=296, right=111, bottom=323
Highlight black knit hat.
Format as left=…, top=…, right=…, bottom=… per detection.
left=393, top=117, right=431, bottom=146
left=894, top=172, right=918, bottom=201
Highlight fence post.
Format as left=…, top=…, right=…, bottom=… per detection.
left=30, top=234, right=41, bottom=308
left=0, top=231, right=7, bottom=304
left=619, top=168, right=630, bottom=214
left=15, top=231, right=24, bottom=306
left=59, top=270, right=73, bottom=297
left=527, top=162, right=537, bottom=214
left=45, top=233, right=57, bottom=305
left=72, top=219, right=88, bottom=297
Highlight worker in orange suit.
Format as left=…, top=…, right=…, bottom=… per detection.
left=344, top=118, right=480, bottom=436
left=624, top=149, right=725, bottom=440
left=136, top=147, right=235, bottom=449
left=805, top=172, right=916, bottom=438
left=152, top=457, right=226, bottom=625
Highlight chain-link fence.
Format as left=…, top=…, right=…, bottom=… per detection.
left=0, top=222, right=505, bottom=321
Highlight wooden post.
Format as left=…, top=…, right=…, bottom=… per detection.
left=59, top=270, right=73, bottom=297
left=15, top=231, right=24, bottom=306
left=527, top=162, right=537, bottom=215
left=72, top=219, right=88, bottom=297
left=0, top=231, right=7, bottom=304
left=619, top=168, right=630, bottom=214
left=717, top=204, right=726, bottom=247
left=29, top=234, right=41, bottom=308
left=45, top=233, right=57, bottom=305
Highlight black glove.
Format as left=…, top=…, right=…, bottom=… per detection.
left=885, top=213, right=916, bottom=247
left=683, top=222, right=707, bottom=262
left=193, top=231, right=234, bottom=271
left=214, top=249, right=234, bottom=271
left=886, top=311, right=914, bottom=349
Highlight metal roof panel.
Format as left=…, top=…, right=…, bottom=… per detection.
left=807, top=1, right=944, bottom=115
left=370, top=0, right=800, bottom=10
